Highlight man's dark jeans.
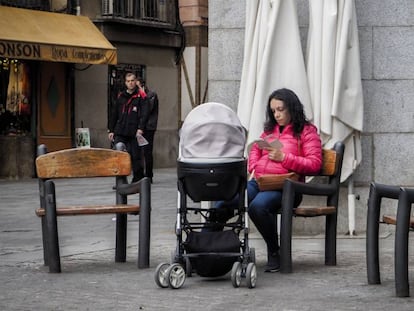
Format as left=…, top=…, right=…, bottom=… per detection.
left=114, top=135, right=144, bottom=182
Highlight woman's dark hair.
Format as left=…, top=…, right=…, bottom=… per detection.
left=263, top=88, right=310, bottom=137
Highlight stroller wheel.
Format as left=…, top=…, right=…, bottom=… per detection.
left=167, top=263, right=186, bottom=289
left=154, top=263, right=171, bottom=288
left=245, top=262, right=257, bottom=289
left=231, top=261, right=242, bottom=288
left=184, top=257, right=192, bottom=277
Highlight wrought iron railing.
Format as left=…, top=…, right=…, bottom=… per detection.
left=101, top=0, right=176, bottom=26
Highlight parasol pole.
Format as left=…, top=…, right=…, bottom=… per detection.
left=347, top=176, right=356, bottom=236
left=347, top=134, right=358, bottom=236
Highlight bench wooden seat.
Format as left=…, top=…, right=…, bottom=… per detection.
left=294, top=206, right=337, bottom=217
left=280, top=141, right=345, bottom=273
left=35, top=204, right=140, bottom=217
left=35, top=144, right=151, bottom=273
left=382, top=215, right=414, bottom=228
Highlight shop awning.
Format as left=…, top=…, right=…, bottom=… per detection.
left=0, top=6, right=117, bottom=65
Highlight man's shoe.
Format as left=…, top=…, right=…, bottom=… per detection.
left=264, top=252, right=280, bottom=273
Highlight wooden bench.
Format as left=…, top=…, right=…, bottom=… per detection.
left=367, top=183, right=414, bottom=297
left=35, top=144, right=151, bottom=273
left=280, top=141, right=345, bottom=273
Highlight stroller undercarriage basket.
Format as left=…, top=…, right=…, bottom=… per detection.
left=184, top=230, right=241, bottom=277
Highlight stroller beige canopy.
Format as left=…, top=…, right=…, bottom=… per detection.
left=179, top=102, right=247, bottom=160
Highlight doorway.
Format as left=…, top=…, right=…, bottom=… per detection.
left=37, top=62, right=72, bottom=151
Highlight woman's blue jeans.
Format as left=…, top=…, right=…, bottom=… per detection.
left=214, top=179, right=302, bottom=254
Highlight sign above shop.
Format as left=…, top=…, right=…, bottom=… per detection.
left=0, top=6, right=117, bottom=65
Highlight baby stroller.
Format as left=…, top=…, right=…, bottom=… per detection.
left=154, top=102, right=257, bottom=289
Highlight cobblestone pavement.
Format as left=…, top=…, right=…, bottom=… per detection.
left=0, top=168, right=413, bottom=310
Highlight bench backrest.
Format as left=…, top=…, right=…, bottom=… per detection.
left=36, top=147, right=131, bottom=179
left=319, top=149, right=338, bottom=176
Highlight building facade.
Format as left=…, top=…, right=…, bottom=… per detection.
left=79, top=0, right=182, bottom=170
left=0, top=0, right=183, bottom=178
left=178, top=0, right=208, bottom=124
left=208, top=0, right=414, bottom=234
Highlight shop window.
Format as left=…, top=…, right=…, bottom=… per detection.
left=0, top=58, right=32, bottom=136
left=108, top=64, right=146, bottom=122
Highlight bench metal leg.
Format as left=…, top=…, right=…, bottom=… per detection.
left=366, top=183, right=400, bottom=286
left=280, top=182, right=294, bottom=273
left=115, top=214, right=127, bottom=262
left=325, top=214, right=337, bottom=266
left=44, top=180, right=61, bottom=273
left=40, top=217, right=49, bottom=266
left=38, top=180, right=49, bottom=266
left=138, top=177, right=151, bottom=268
left=37, top=146, right=50, bottom=267
left=366, top=183, right=382, bottom=284
left=395, top=188, right=413, bottom=297
left=115, top=176, right=128, bottom=262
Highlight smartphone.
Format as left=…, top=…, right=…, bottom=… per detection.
left=256, top=139, right=271, bottom=149
left=255, top=138, right=283, bottom=149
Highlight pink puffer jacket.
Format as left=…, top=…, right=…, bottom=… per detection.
left=248, top=123, right=322, bottom=179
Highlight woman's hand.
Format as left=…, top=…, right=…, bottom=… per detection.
left=265, top=147, right=285, bottom=162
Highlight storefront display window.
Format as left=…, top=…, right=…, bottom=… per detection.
left=0, top=58, right=32, bottom=135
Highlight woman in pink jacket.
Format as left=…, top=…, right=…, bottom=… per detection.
left=247, top=88, right=322, bottom=272
left=211, top=88, right=322, bottom=273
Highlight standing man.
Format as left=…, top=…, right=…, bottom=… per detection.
left=108, top=72, right=148, bottom=183
left=137, top=78, right=158, bottom=183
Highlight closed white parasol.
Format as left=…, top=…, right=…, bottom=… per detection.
left=237, top=0, right=312, bottom=147
left=306, top=0, right=364, bottom=234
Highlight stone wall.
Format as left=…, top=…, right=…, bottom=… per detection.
left=0, top=136, right=34, bottom=179
left=208, top=0, right=414, bottom=234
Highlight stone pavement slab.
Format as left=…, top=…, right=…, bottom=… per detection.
left=0, top=168, right=413, bottom=310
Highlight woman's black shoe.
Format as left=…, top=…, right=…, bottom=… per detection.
left=265, top=252, right=280, bottom=272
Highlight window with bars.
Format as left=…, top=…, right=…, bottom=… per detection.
left=0, top=0, right=50, bottom=11
left=102, top=0, right=173, bottom=24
